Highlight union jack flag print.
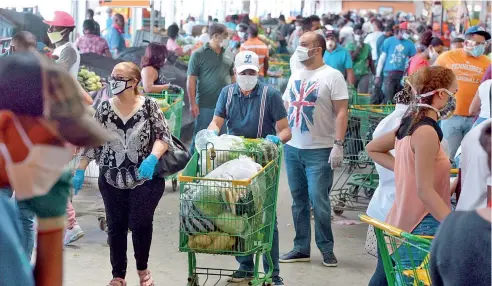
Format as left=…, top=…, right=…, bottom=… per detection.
left=287, top=80, right=319, bottom=132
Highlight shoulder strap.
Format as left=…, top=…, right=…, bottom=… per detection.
left=225, top=86, right=234, bottom=118
left=257, top=86, right=269, bottom=138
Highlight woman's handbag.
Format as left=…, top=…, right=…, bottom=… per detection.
left=146, top=97, right=191, bottom=178
left=153, top=134, right=191, bottom=178
left=365, top=225, right=378, bottom=258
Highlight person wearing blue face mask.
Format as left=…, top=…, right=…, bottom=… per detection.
left=434, top=26, right=491, bottom=160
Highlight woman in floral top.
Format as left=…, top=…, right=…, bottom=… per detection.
left=74, top=62, right=171, bottom=286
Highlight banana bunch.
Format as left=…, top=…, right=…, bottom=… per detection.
left=78, top=67, right=103, bottom=92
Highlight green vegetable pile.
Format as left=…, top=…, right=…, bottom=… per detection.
left=78, top=67, right=103, bottom=92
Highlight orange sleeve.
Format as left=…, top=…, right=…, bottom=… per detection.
left=434, top=52, right=448, bottom=67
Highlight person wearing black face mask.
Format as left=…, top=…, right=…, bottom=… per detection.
left=375, top=22, right=416, bottom=103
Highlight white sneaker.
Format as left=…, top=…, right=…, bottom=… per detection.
left=64, top=225, right=84, bottom=245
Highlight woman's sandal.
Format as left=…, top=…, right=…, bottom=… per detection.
left=137, top=270, right=155, bottom=286
left=107, top=278, right=126, bottom=286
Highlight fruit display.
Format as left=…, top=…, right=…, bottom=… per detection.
left=78, top=66, right=104, bottom=92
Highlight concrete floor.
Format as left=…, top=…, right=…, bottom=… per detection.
left=65, top=165, right=376, bottom=286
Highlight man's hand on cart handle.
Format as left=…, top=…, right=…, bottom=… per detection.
left=329, top=144, right=344, bottom=169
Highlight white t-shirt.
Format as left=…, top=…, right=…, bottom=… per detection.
left=364, top=31, right=383, bottom=61
left=339, top=25, right=354, bottom=44
left=198, top=33, right=210, bottom=44
left=366, top=104, right=408, bottom=221
left=478, top=79, right=491, bottom=119
left=53, top=42, right=80, bottom=80
left=456, top=119, right=492, bottom=211
left=282, top=65, right=348, bottom=149
left=362, top=22, right=373, bottom=34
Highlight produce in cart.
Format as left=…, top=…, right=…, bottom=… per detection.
left=78, top=66, right=104, bottom=92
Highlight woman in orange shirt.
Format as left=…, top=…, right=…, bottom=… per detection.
left=366, top=66, right=457, bottom=285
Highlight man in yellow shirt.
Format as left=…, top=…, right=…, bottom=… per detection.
left=435, top=26, right=490, bottom=159
left=240, top=25, right=269, bottom=80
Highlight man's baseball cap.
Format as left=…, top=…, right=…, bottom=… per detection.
left=0, top=53, right=113, bottom=147
left=234, top=51, right=259, bottom=73
left=399, top=22, right=409, bottom=30
left=465, top=25, right=491, bottom=41
left=43, top=11, right=75, bottom=27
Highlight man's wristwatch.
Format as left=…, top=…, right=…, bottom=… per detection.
left=334, top=140, right=345, bottom=147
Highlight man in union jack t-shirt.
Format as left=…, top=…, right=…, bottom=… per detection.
left=279, top=32, right=349, bottom=268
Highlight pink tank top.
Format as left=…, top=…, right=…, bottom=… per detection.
left=385, top=132, right=451, bottom=233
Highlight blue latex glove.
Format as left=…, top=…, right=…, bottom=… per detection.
left=138, top=154, right=158, bottom=180
left=72, top=170, right=85, bottom=195
left=266, top=135, right=280, bottom=144
left=213, top=130, right=219, bottom=136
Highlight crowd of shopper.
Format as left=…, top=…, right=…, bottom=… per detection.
left=0, top=7, right=490, bottom=286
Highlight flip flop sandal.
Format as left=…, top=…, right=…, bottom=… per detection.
left=107, top=278, right=126, bottom=286
left=138, top=270, right=155, bottom=286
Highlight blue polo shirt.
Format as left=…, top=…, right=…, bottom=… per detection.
left=214, top=82, right=287, bottom=139
left=323, top=44, right=353, bottom=75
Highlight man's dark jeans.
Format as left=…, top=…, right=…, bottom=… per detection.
left=382, top=71, right=404, bottom=104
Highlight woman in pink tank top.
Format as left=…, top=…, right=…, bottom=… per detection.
left=366, top=66, right=458, bottom=286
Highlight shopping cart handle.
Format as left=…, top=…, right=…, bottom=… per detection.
left=359, top=214, right=403, bottom=237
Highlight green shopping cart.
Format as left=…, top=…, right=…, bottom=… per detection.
left=360, top=215, right=433, bottom=286
left=146, top=88, right=184, bottom=191
left=331, top=105, right=395, bottom=215
left=178, top=140, right=283, bottom=286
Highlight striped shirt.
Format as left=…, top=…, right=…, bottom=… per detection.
left=240, top=37, right=269, bottom=77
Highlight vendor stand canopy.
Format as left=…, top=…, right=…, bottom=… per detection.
left=0, top=9, right=49, bottom=43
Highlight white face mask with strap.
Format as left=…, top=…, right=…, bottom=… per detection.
left=413, top=87, right=456, bottom=120
left=0, top=115, right=73, bottom=200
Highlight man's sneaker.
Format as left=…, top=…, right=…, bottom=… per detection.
left=272, top=276, right=284, bottom=285
left=322, top=252, right=338, bottom=267
left=64, top=225, right=84, bottom=246
left=227, top=270, right=253, bottom=283
left=279, top=250, right=310, bottom=263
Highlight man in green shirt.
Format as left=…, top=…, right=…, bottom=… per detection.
left=346, top=24, right=375, bottom=94
left=187, top=23, right=235, bottom=153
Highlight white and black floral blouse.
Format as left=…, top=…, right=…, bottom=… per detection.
left=82, top=96, right=172, bottom=189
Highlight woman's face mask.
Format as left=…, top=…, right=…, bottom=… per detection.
left=108, top=76, right=133, bottom=95
left=415, top=88, right=456, bottom=120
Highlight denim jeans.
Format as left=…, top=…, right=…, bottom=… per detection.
left=0, top=188, right=36, bottom=259
left=190, top=107, right=226, bottom=154
left=235, top=218, right=279, bottom=277
left=284, top=145, right=334, bottom=255
left=473, top=117, right=488, bottom=128
left=382, top=71, right=404, bottom=104
left=441, top=115, right=474, bottom=159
